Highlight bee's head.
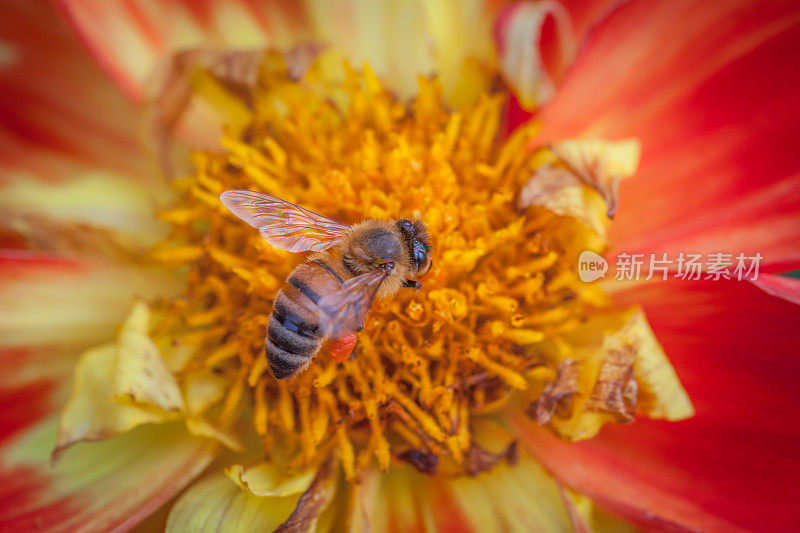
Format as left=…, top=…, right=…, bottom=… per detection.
left=395, top=219, right=433, bottom=278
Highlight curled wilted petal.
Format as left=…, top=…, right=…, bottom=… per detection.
left=549, top=138, right=641, bottom=217
left=495, top=0, right=577, bottom=109
left=622, top=310, right=694, bottom=420
left=52, top=342, right=178, bottom=460
left=519, top=165, right=609, bottom=240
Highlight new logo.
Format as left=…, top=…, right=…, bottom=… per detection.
left=578, top=250, right=608, bottom=282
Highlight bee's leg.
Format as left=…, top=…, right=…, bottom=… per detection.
left=403, top=279, right=422, bottom=290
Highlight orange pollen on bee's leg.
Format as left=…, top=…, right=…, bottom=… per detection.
left=148, top=55, right=607, bottom=479
left=329, top=333, right=358, bottom=362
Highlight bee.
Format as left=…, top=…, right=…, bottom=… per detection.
left=220, top=190, right=433, bottom=379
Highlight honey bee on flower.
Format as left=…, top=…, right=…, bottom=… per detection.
left=219, top=190, right=433, bottom=378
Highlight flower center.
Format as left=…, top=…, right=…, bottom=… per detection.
left=150, top=53, right=610, bottom=478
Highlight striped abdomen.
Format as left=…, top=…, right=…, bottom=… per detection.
left=266, top=259, right=344, bottom=379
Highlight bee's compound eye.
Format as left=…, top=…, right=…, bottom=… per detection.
left=412, top=240, right=427, bottom=269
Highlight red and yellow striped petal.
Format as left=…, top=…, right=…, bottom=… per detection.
left=0, top=252, right=217, bottom=531
left=56, top=0, right=496, bottom=102
left=0, top=0, right=143, bottom=178
left=0, top=251, right=180, bottom=348
left=1, top=171, right=171, bottom=256
left=56, top=0, right=310, bottom=101
left=535, top=0, right=800, bottom=267
left=345, top=420, right=578, bottom=533
left=0, top=420, right=216, bottom=532
left=513, top=278, right=800, bottom=532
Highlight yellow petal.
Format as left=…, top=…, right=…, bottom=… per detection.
left=621, top=310, right=695, bottom=420
left=168, top=460, right=336, bottom=533
left=112, top=301, right=184, bottom=412
left=185, top=416, right=243, bottom=452
left=165, top=474, right=298, bottom=533
left=184, top=369, right=228, bottom=415
left=306, top=0, right=494, bottom=101
left=352, top=420, right=572, bottom=532
left=53, top=343, right=179, bottom=460
left=447, top=421, right=572, bottom=532
left=549, top=138, right=641, bottom=217
left=225, top=462, right=316, bottom=498
left=415, top=0, right=496, bottom=107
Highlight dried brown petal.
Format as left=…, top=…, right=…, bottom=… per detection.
left=397, top=449, right=439, bottom=475
left=528, top=359, right=581, bottom=424
left=274, top=458, right=337, bottom=533
left=465, top=441, right=518, bottom=476
left=585, top=344, right=638, bottom=422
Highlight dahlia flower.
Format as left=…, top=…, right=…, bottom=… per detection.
left=1, top=1, right=798, bottom=532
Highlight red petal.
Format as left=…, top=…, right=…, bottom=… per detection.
left=537, top=0, right=800, bottom=267
left=558, top=0, right=622, bottom=39
left=0, top=1, right=142, bottom=178
left=512, top=278, right=800, bottom=532
left=751, top=273, right=800, bottom=306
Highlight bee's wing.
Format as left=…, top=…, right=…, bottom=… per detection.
left=317, top=267, right=393, bottom=339
left=220, top=190, right=350, bottom=252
